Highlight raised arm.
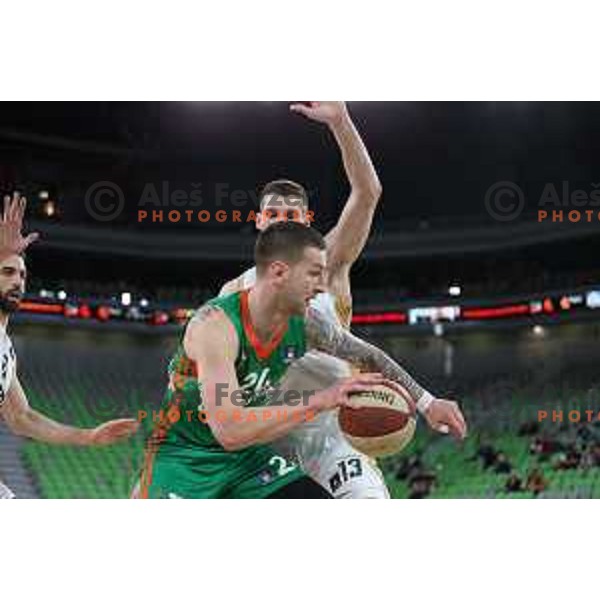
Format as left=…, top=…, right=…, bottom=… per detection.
left=290, top=102, right=382, bottom=276
left=305, top=307, right=467, bottom=440
left=0, top=374, right=138, bottom=445
left=184, top=304, right=385, bottom=450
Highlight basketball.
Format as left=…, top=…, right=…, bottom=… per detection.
left=338, top=383, right=417, bottom=458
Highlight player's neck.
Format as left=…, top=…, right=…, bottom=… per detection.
left=0, top=312, right=8, bottom=332
left=247, top=285, right=288, bottom=342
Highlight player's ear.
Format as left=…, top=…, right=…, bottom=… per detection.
left=268, top=260, right=290, bottom=281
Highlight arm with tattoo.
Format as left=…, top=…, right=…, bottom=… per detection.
left=305, top=306, right=430, bottom=404
left=304, top=307, right=468, bottom=439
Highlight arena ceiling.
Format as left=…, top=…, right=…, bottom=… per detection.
left=0, top=102, right=598, bottom=230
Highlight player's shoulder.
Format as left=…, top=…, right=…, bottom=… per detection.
left=219, top=266, right=256, bottom=297
left=310, top=291, right=352, bottom=330
left=185, top=300, right=239, bottom=358
left=310, top=291, right=334, bottom=311
left=310, top=292, right=339, bottom=324
left=219, top=278, right=241, bottom=296
left=189, top=297, right=233, bottom=330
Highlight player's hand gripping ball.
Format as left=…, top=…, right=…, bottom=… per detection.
left=338, top=383, right=416, bottom=458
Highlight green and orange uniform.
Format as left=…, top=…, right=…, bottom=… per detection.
left=139, top=290, right=309, bottom=498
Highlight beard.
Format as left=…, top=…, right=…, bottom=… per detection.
left=0, top=290, right=22, bottom=313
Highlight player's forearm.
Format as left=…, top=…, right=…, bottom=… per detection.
left=204, top=387, right=324, bottom=451
left=215, top=410, right=312, bottom=451
left=306, top=309, right=432, bottom=405
left=8, top=408, right=93, bottom=445
left=330, top=111, right=382, bottom=200
left=344, top=339, right=430, bottom=404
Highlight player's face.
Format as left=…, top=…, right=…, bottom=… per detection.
left=0, top=255, right=26, bottom=313
left=257, top=194, right=309, bottom=232
left=284, top=246, right=326, bottom=315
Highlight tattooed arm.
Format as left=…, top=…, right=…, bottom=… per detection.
left=305, top=307, right=467, bottom=440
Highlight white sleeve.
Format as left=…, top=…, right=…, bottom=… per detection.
left=0, top=344, right=16, bottom=408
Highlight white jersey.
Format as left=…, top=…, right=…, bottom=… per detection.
left=0, top=330, right=17, bottom=500
left=0, top=330, right=16, bottom=409
left=237, top=267, right=389, bottom=498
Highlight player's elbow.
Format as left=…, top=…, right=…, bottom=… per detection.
left=356, top=179, right=382, bottom=206
left=219, top=433, right=245, bottom=452
left=4, top=408, right=32, bottom=437
left=369, top=179, right=383, bottom=201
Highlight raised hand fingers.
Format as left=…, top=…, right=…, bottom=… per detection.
left=289, top=102, right=317, bottom=118
left=2, top=195, right=10, bottom=223
left=8, top=192, right=20, bottom=222
left=3, top=192, right=23, bottom=224
left=16, top=195, right=27, bottom=224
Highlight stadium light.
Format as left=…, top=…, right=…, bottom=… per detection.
left=140, top=298, right=149, bottom=308
left=532, top=325, right=545, bottom=336
left=57, top=290, right=67, bottom=301
left=448, top=285, right=461, bottom=297
left=121, top=292, right=132, bottom=306
left=43, top=200, right=56, bottom=217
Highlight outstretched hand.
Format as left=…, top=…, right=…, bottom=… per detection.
left=87, top=418, right=140, bottom=445
left=1, top=192, right=39, bottom=260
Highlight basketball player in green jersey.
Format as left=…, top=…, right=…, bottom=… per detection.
left=139, top=223, right=466, bottom=499
left=220, top=102, right=467, bottom=498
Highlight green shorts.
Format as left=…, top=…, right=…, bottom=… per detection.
left=143, top=443, right=304, bottom=499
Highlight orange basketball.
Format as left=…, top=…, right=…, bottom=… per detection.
left=338, top=383, right=417, bottom=457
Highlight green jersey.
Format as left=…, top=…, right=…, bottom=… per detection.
left=140, top=290, right=308, bottom=499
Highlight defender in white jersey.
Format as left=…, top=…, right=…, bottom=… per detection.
left=0, top=193, right=139, bottom=498
left=219, top=103, right=467, bottom=497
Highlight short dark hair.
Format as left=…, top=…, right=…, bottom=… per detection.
left=255, top=221, right=325, bottom=275
left=259, top=179, right=309, bottom=211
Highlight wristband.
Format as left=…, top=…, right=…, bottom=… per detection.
left=416, top=391, right=435, bottom=414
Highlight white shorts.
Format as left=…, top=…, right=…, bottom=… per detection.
left=274, top=350, right=391, bottom=499
left=0, top=479, right=15, bottom=499
left=309, top=437, right=390, bottom=499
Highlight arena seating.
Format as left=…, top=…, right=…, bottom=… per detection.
left=383, top=371, right=600, bottom=499
left=13, top=324, right=170, bottom=498
left=9, top=322, right=600, bottom=498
